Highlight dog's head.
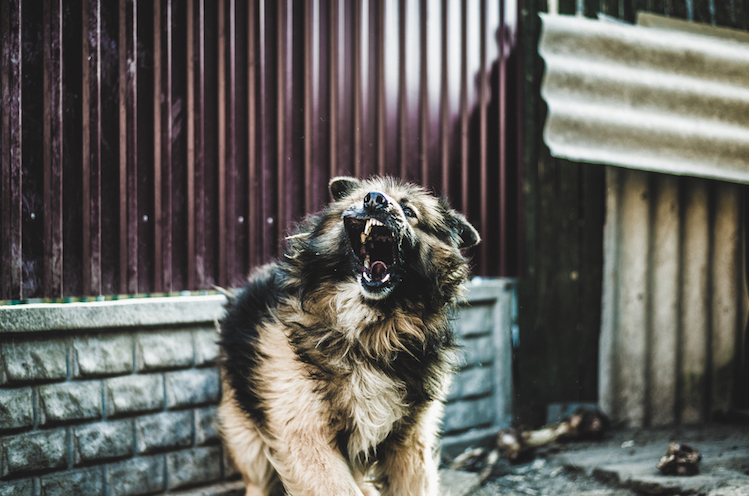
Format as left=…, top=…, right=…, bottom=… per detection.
left=322, top=177, right=480, bottom=303
left=286, top=177, right=479, bottom=309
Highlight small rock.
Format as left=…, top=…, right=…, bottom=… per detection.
left=656, top=442, right=701, bottom=476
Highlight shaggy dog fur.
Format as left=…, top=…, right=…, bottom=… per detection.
left=218, top=176, right=480, bottom=496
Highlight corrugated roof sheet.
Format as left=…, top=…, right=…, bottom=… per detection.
left=539, top=13, right=749, bottom=184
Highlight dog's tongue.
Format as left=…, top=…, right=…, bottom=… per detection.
left=370, top=261, right=388, bottom=282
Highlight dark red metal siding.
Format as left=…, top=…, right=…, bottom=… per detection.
left=0, top=0, right=523, bottom=301
left=1, top=1, right=24, bottom=300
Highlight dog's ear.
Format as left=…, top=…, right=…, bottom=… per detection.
left=329, top=176, right=360, bottom=201
left=450, top=210, right=481, bottom=249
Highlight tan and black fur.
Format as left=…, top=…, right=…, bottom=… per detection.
left=218, top=177, right=480, bottom=496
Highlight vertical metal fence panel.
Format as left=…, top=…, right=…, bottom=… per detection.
left=281, top=0, right=291, bottom=231
left=43, top=0, right=64, bottom=298
left=375, top=0, right=386, bottom=176
left=232, top=2, right=245, bottom=286
left=172, top=1, right=189, bottom=292
left=226, top=0, right=236, bottom=287
left=153, top=0, right=171, bottom=293
left=439, top=0, right=449, bottom=194
left=275, top=0, right=287, bottom=252
left=216, top=0, right=226, bottom=287
left=498, top=0, right=509, bottom=276
left=327, top=0, right=338, bottom=179
left=202, top=1, right=219, bottom=289
left=98, top=2, right=120, bottom=296
left=478, top=0, right=489, bottom=276
left=459, top=1, right=469, bottom=219
left=418, top=0, right=430, bottom=188
left=1, top=0, right=23, bottom=301
left=397, top=0, right=408, bottom=180
left=62, top=0, right=84, bottom=298
left=260, top=0, right=277, bottom=265
left=118, top=0, right=137, bottom=294
left=247, top=0, right=260, bottom=270
left=217, top=0, right=237, bottom=288
left=136, top=1, right=154, bottom=294
left=351, top=0, right=362, bottom=179
left=303, top=1, right=313, bottom=215
left=186, top=0, right=198, bottom=289
left=1, top=0, right=521, bottom=301
left=82, top=0, right=102, bottom=296
left=293, top=2, right=306, bottom=216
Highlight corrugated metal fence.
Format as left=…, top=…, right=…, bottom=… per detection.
left=0, top=0, right=522, bottom=301
left=600, top=169, right=748, bottom=426
left=535, top=9, right=749, bottom=424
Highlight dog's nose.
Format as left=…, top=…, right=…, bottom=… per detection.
left=364, top=191, right=388, bottom=210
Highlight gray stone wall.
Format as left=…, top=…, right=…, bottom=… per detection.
left=0, top=281, right=514, bottom=494
left=0, top=309, right=233, bottom=495
left=440, top=280, right=515, bottom=455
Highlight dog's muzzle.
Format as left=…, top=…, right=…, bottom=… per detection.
left=343, top=191, right=402, bottom=298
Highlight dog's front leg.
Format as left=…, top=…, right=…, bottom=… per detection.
left=376, top=441, right=440, bottom=496
left=268, top=427, right=365, bottom=496
left=374, top=401, right=443, bottom=496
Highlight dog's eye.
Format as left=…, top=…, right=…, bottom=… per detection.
left=402, top=206, right=417, bottom=219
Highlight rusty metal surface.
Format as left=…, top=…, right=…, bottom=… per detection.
left=0, top=0, right=522, bottom=301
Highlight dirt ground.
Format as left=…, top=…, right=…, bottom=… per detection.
left=477, top=460, right=635, bottom=495
left=470, top=456, right=637, bottom=496
left=446, top=424, right=749, bottom=496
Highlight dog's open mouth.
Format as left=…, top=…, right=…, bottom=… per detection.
left=344, top=217, right=398, bottom=293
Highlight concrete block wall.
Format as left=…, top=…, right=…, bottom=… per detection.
left=0, top=281, right=514, bottom=493
left=440, top=279, right=516, bottom=454
left=0, top=327, right=232, bottom=495
left=0, top=297, right=234, bottom=496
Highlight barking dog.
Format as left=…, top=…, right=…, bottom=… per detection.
left=218, top=176, right=480, bottom=496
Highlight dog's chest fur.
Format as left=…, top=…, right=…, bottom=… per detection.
left=285, top=290, right=441, bottom=462
left=331, top=363, right=409, bottom=460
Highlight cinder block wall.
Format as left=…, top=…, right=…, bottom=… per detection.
left=0, top=297, right=234, bottom=496
left=0, top=323, right=232, bottom=495
left=0, top=281, right=514, bottom=494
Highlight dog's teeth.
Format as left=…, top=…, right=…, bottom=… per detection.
left=381, top=273, right=390, bottom=283
left=364, top=219, right=374, bottom=236
left=361, top=219, right=377, bottom=244
left=363, top=271, right=372, bottom=282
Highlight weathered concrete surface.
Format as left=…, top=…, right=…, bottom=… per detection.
left=169, top=470, right=480, bottom=496
left=440, top=468, right=482, bottom=496
left=0, top=295, right=227, bottom=332
left=556, top=426, right=749, bottom=495
left=446, top=425, right=749, bottom=495
left=707, top=482, right=749, bottom=496
left=170, top=480, right=245, bottom=496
